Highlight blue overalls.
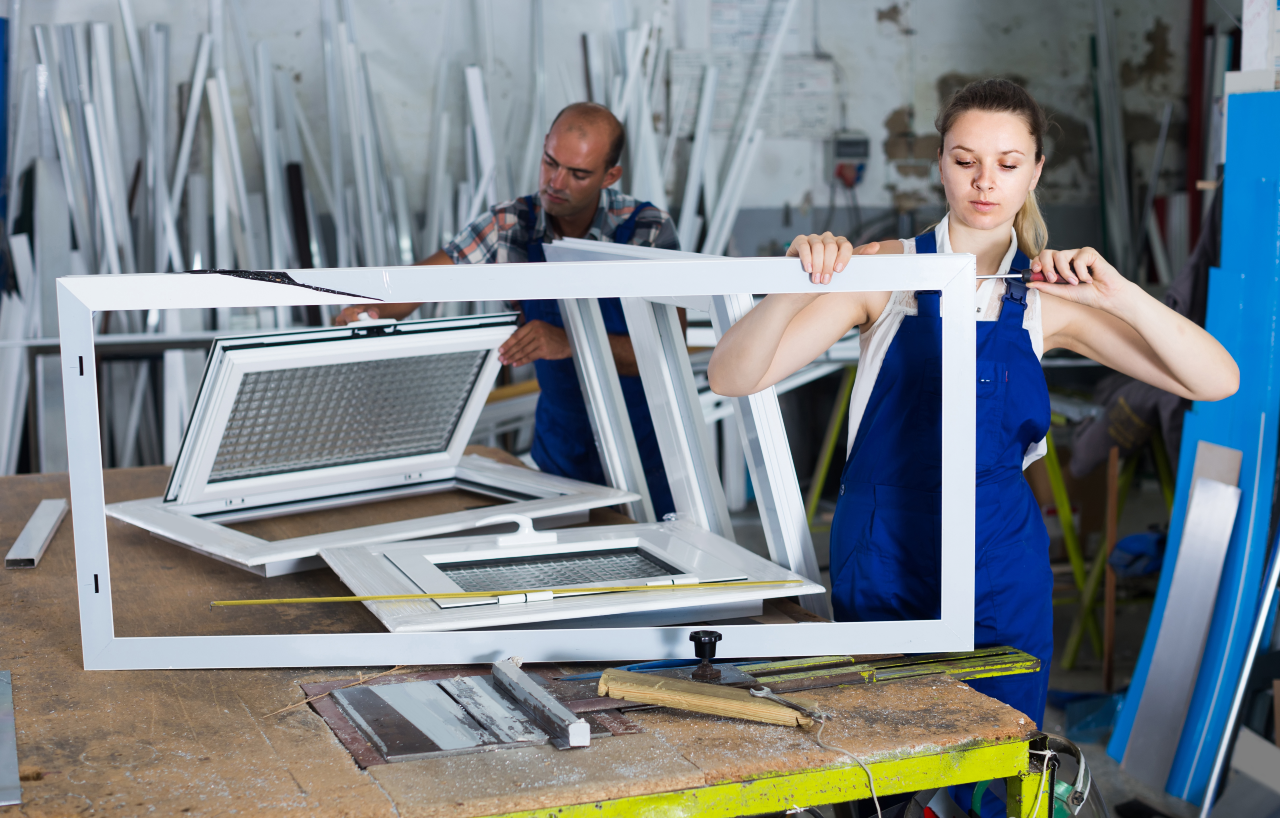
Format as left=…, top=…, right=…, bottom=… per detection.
left=828, top=232, right=1054, bottom=815
left=517, top=195, right=675, bottom=518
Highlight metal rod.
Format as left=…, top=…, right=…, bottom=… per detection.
left=256, top=42, right=290, bottom=270
left=1103, top=446, right=1119, bottom=692
left=517, top=0, right=545, bottom=195
left=224, top=0, right=261, bottom=148
left=169, top=33, right=211, bottom=210
left=6, top=68, right=33, bottom=239
left=82, top=102, right=123, bottom=277
left=90, top=22, right=138, bottom=275
left=117, top=0, right=184, bottom=271
left=705, top=128, right=763, bottom=256
left=211, top=71, right=258, bottom=267
left=339, top=27, right=376, bottom=265
left=1198, top=524, right=1280, bottom=815
left=660, top=79, right=690, bottom=183
left=1133, top=101, right=1173, bottom=279
left=464, top=65, right=498, bottom=208
left=704, top=0, right=797, bottom=254
left=33, top=27, right=95, bottom=274
left=610, top=22, right=650, bottom=126
left=289, top=86, right=335, bottom=214
left=211, top=579, right=802, bottom=606
left=805, top=365, right=856, bottom=526
left=321, top=0, right=349, bottom=267
left=4, top=0, right=24, bottom=216
left=423, top=108, right=451, bottom=257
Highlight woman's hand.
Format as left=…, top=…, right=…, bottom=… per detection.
left=1028, top=247, right=1135, bottom=312
left=788, top=232, right=860, bottom=284
left=1038, top=247, right=1239, bottom=403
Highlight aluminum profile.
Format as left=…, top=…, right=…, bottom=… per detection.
left=491, top=660, right=590, bottom=748
left=5, top=499, right=68, bottom=569
left=437, top=676, right=547, bottom=744
left=0, top=671, right=18, bottom=806
left=369, top=681, right=495, bottom=751
left=1122, top=477, right=1242, bottom=789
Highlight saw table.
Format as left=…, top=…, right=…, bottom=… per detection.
left=0, top=466, right=1052, bottom=817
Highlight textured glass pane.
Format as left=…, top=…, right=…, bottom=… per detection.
left=209, top=351, right=486, bottom=481
left=439, top=549, right=678, bottom=592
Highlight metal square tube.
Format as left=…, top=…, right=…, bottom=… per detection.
left=58, top=252, right=975, bottom=670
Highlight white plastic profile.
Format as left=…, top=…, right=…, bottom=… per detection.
left=473, top=514, right=559, bottom=547
left=58, top=250, right=976, bottom=670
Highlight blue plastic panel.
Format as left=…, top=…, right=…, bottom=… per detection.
left=1108, top=89, right=1280, bottom=804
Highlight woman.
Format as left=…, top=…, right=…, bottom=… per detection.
left=708, top=79, right=1237, bottom=737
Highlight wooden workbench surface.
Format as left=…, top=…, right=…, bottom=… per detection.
left=0, top=467, right=1033, bottom=817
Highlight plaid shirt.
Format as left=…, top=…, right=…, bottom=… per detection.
left=442, top=188, right=679, bottom=265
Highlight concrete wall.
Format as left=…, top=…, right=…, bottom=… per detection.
left=13, top=1, right=1229, bottom=252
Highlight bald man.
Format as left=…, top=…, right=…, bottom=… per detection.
left=335, top=103, right=679, bottom=518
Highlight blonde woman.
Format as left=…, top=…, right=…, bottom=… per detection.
left=708, top=79, right=1237, bottom=768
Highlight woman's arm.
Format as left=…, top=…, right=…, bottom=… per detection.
left=707, top=233, right=898, bottom=397
left=1033, top=247, right=1239, bottom=402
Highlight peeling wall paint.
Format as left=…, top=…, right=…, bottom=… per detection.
left=772, top=0, right=1192, bottom=212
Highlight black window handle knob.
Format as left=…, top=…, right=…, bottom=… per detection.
left=689, top=630, right=722, bottom=681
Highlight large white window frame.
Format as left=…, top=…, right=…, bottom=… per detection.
left=59, top=251, right=976, bottom=670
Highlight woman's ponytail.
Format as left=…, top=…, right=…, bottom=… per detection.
left=1014, top=189, right=1048, bottom=257
left=935, top=79, right=1050, bottom=256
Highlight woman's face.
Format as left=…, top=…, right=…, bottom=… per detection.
left=938, top=110, right=1044, bottom=232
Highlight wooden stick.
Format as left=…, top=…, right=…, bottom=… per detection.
left=1103, top=446, right=1120, bottom=693
left=598, top=668, right=814, bottom=727
left=211, top=579, right=803, bottom=607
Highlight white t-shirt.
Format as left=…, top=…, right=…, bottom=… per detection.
left=844, top=213, right=1048, bottom=469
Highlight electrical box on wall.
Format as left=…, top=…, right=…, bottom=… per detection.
left=825, top=130, right=870, bottom=187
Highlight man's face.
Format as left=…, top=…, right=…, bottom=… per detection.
left=538, top=120, right=622, bottom=219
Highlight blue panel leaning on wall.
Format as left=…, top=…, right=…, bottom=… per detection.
left=1107, top=89, right=1280, bottom=804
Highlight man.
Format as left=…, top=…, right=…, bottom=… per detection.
left=335, top=102, right=680, bottom=517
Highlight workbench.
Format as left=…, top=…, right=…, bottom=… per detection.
left=0, top=466, right=1053, bottom=817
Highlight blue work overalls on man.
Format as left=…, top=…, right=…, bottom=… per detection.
left=517, top=195, right=676, bottom=518
left=828, top=231, right=1054, bottom=815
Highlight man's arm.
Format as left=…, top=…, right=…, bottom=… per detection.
left=498, top=307, right=685, bottom=377
left=332, top=250, right=453, bottom=325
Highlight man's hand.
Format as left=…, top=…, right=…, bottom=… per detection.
left=332, top=250, right=454, bottom=326
left=498, top=320, right=572, bottom=367
left=333, top=303, right=422, bottom=325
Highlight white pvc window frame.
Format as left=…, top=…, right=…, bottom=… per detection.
left=164, top=317, right=516, bottom=511
left=59, top=253, right=976, bottom=670
left=320, top=518, right=822, bottom=632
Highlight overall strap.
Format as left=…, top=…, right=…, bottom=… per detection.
left=521, top=195, right=546, bottom=263
left=1000, top=248, right=1033, bottom=315
left=913, top=229, right=939, bottom=308
left=612, top=201, right=655, bottom=245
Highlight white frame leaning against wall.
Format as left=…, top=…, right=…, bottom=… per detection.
left=59, top=250, right=977, bottom=670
